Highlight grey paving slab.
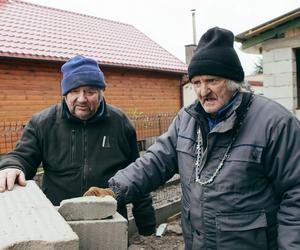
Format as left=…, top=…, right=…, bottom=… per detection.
left=58, top=196, right=117, bottom=221
left=68, top=212, right=128, bottom=250
left=0, top=180, right=79, bottom=250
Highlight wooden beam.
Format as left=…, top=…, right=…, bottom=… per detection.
left=241, top=19, right=300, bottom=49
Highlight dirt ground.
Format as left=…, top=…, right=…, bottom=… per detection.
left=128, top=217, right=185, bottom=250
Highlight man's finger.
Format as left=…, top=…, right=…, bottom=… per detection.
left=17, top=171, right=26, bottom=187
left=6, top=170, right=18, bottom=191
left=0, top=170, right=7, bottom=192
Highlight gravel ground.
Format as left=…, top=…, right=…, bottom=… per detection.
left=127, top=174, right=181, bottom=217
left=128, top=175, right=185, bottom=249
left=129, top=215, right=185, bottom=250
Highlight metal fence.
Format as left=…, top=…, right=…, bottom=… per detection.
left=0, top=121, right=27, bottom=154
left=0, top=113, right=176, bottom=155
left=130, top=113, right=176, bottom=151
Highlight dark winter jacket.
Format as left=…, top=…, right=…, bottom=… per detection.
left=0, top=99, right=156, bottom=235
left=110, top=92, right=300, bottom=249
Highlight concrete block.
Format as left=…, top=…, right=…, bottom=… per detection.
left=264, top=86, right=294, bottom=99
left=68, top=212, right=128, bottom=250
left=274, top=48, right=293, bottom=61
left=263, top=74, right=275, bottom=87
left=58, top=196, right=117, bottom=221
left=263, top=50, right=274, bottom=63
left=0, top=180, right=79, bottom=250
left=264, top=60, right=294, bottom=74
left=274, top=72, right=295, bottom=87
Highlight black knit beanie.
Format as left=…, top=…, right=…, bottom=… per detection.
left=188, top=27, right=244, bottom=82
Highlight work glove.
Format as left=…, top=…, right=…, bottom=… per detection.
left=83, top=187, right=116, bottom=198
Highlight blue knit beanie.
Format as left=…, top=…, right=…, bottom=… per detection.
left=61, top=55, right=106, bottom=95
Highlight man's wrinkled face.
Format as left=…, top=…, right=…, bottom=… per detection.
left=65, top=86, right=103, bottom=120
left=191, top=75, right=236, bottom=114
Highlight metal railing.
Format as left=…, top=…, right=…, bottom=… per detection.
left=130, top=113, right=176, bottom=151
left=0, top=121, right=27, bottom=155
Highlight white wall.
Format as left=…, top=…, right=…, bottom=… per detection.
left=183, top=83, right=197, bottom=107
left=262, top=35, right=300, bottom=114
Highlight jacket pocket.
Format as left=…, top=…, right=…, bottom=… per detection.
left=176, top=135, right=195, bottom=157
left=176, top=136, right=195, bottom=184
left=227, top=144, right=263, bottom=163
left=216, top=210, right=268, bottom=250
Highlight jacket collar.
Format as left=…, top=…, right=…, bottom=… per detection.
left=61, top=98, right=108, bottom=123
left=185, top=92, right=253, bottom=133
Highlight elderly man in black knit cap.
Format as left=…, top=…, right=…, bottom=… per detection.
left=84, top=27, right=300, bottom=249
left=0, top=55, right=156, bottom=236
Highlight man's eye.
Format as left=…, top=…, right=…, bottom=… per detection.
left=209, top=79, right=219, bottom=85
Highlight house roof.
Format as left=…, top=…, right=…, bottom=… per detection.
left=0, top=0, right=187, bottom=74
left=235, top=7, right=300, bottom=52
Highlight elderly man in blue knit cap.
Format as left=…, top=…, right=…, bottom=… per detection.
left=84, top=27, right=300, bottom=249
left=0, top=55, right=156, bottom=236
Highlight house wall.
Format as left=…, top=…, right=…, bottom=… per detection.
left=0, top=58, right=182, bottom=122
left=262, top=34, right=300, bottom=119
left=103, top=67, right=182, bottom=115
left=0, top=58, right=62, bottom=122
left=182, top=83, right=197, bottom=107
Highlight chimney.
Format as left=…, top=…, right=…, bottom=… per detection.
left=191, top=9, right=197, bottom=45
left=185, top=9, right=197, bottom=64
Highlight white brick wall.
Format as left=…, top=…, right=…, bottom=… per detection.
left=183, top=83, right=197, bottom=107
left=262, top=44, right=297, bottom=112
left=264, top=60, right=294, bottom=74
left=273, top=48, right=293, bottom=61
left=264, top=85, right=294, bottom=99
left=274, top=72, right=295, bottom=87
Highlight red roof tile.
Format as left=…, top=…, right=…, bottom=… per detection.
left=0, top=0, right=187, bottom=73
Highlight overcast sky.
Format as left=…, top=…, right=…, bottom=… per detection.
left=27, top=0, right=300, bottom=75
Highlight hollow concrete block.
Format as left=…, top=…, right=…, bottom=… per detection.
left=68, top=212, right=128, bottom=250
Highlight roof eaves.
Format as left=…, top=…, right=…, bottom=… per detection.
left=236, top=18, right=300, bottom=50
left=0, top=53, right=187, bottom=74
left=236, top=8, right=300, bottom=41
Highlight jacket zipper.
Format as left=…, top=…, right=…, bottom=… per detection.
left=82, top=121, right=88, bottom=192
left=71, top=130, right=76, bottom=163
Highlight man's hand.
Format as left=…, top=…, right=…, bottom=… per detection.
left=0, top=168, right=26, bottom=192
left=84, top=187, right=116, bottom=198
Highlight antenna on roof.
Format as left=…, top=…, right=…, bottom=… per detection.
left=191, top=9, right=197, bottom=45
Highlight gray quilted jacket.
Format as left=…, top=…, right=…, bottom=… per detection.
left=110, top=92, right=300, bottom=249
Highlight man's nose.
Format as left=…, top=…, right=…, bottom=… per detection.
left=77, top=91, right=87, bottom=101
left=197, top=83, right=210, bottom=97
